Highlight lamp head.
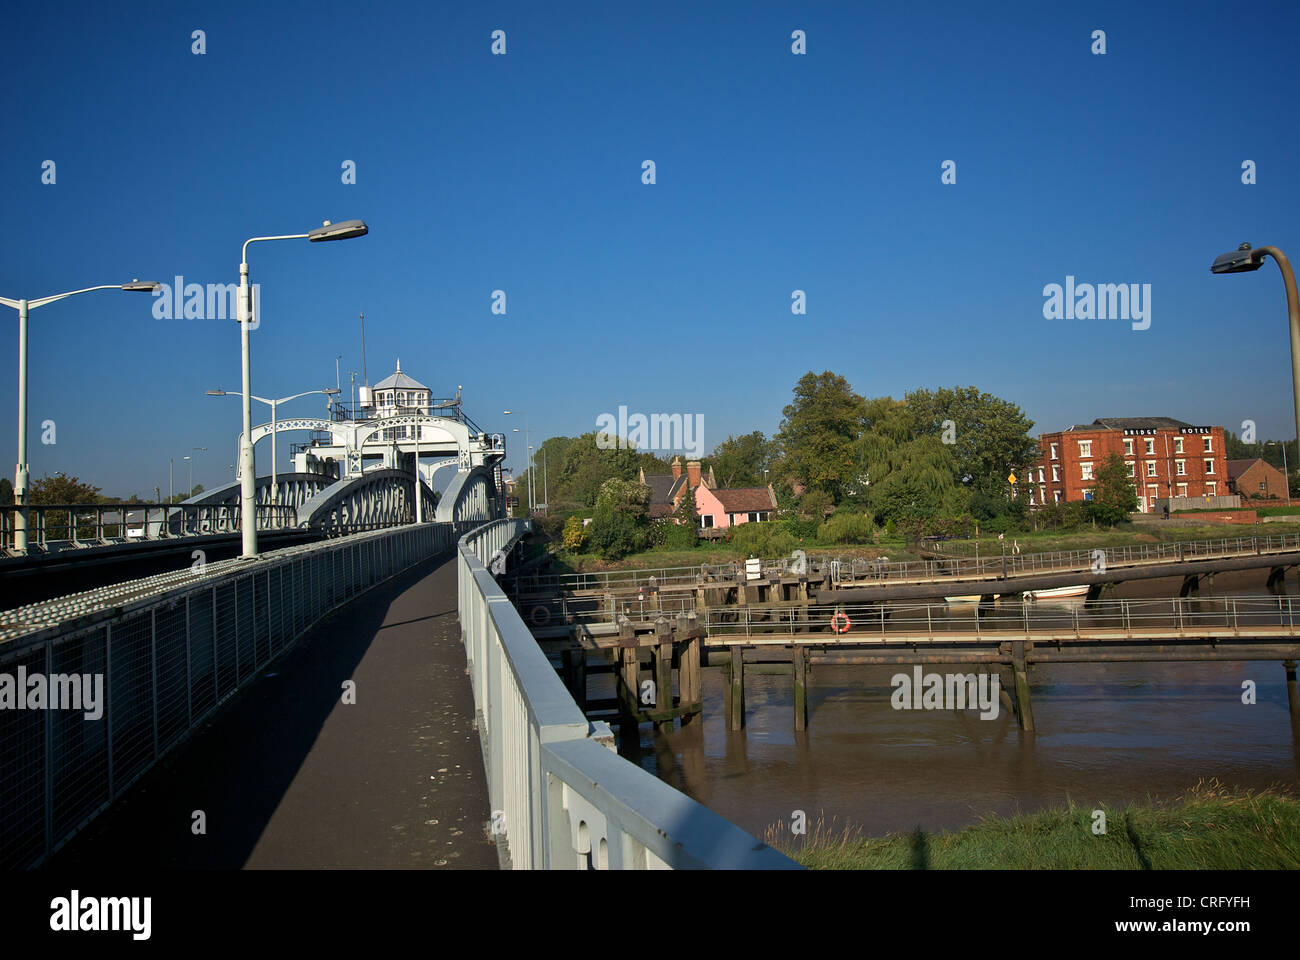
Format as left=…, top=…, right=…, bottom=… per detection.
left=1211, top=242, right=1264, bottom=274
left=308, top=219, right=368, bottom=242
left=122, top=279, right=162, bottom=292
left=205, top=390, right=226, bottom=396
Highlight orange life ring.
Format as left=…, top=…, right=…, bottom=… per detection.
left=830, top=611, right=852, bottom=634
left=529, top=605, right=552, bottom=627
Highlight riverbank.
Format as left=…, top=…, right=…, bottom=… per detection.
left=763, top=781, right=1300, bottom=869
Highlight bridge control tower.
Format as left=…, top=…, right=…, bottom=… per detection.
left=284, top=360, right=505, bottom=504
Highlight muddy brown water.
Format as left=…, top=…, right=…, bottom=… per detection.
left=616, top=569, right=1300, bottom=841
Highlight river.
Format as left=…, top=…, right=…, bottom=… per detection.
left=621, top=569, right=1300, bottom=841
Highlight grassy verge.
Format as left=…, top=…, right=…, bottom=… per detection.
left=764, top=781, right=1300, bottom=869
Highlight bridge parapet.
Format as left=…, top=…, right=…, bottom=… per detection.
left=0, top=520, right=473, bottom=868
left=458, top=519, right=799, bottom=869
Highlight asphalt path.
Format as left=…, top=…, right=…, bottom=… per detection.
left=47, top=555, right=498, bottom=870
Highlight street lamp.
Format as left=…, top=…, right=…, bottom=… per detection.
left=207, top=388, right=338, bottom=503
left=1267, top=440, right=1291, bottom=507
left=183, top=447, right=207, bottom=496
left=504, top=411, right=533, bottom=512
left=1, top=279, right=160, bottom=553
left=236, top=220, right=367, bottom=558
left=1211, top=242, right=1300, bottom=483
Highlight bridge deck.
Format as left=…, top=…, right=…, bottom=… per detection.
left=47, top=556, right=497, bottom=869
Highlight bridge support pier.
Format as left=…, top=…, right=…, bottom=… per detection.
left=792, top=645, right=808, bottom=731
left=1179, top=574, right=1201, bottom=598
left=678, top=614, right=702, bottom=728
left=1268, top=567, right=1288, bottom=596
left=1285, top=660, right=1300, bottom=718
left=1011, top=640, right=1035, bottom=733
left=654, top=618, right=674, bottom=733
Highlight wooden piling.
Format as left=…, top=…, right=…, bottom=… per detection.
left=654, top=617, right=673, bottom=732
left=1011, top=640, right=1035, bottom=733
left=729, top=646, right=745, bottom=730
left=792, top=645, right=808, bottom=731
left=1268, top=567, right=1287, bottom=596
left=1285, top=660, right=1300, bottom=717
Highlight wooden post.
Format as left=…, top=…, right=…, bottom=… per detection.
left=1285, top=660, right=1300, bottom=718
left=729, top=646, right=745, bottom=731
left=1011, top=640, right=1035, bottom=733
left=654, top=617, right=673, bottom=733
left=1267, top=567, right=1286, bottom=596
left=678, top=613, right=701, bottom=727
left=792, top=645, right=808, bottom=731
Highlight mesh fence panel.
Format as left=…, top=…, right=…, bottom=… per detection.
left=1, top=522, right=457, bottom=867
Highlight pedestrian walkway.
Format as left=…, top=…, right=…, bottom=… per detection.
left=47, top=555, right=498, bottom=869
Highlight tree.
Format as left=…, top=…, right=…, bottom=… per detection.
left=553, top=432, right=643, bottom=509
left=1090, top=453, right=1139, bottom=525
left=905, top=386, right=1036, bottom=497
left=561, top=514, right=587, bottom=551
left=586, top=478, right=652, bottom=560
left=708, top=432, right=772, bottom=488
left=0, top=477, right=12, bottom=505
left=29, top=474, right=102, bottom=505
left=774, top=371, right=868, bottom=503
left=664, top=480, right=699, bottom=549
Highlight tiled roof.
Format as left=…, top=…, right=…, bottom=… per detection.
left=374, top=360, right=429, bottom=391
left=1226, top=458, right=1272, bottom=480
left=713, top=487, right=776, bottom=513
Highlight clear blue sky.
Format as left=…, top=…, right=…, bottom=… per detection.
left=2, top=0, right=1298, bottom=497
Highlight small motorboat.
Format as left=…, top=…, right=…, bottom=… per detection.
left=1027, top=584, right=1089, bottom=600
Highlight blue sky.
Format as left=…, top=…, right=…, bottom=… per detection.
left=2, top=0, right=1298, bottom=496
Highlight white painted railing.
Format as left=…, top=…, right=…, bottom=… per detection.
left=458, top=519, right=799, bottom=869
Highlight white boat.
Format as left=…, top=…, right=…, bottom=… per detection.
left=944, top=594, right=982, bottom=603
left=1027, top=584, right=1089, bottom=600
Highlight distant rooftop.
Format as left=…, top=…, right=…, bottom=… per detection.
left=1063, top=417, right=1197, bottom=432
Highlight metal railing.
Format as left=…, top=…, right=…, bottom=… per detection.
left=704, top=594, right=1300, bottom=641
left=515, top=533, right=1300, bottom=595
left=458, top=519, right=798, bottom=869
left=1, top=502, right=300, bottom=554
left=0, top=521, right=463, bottom=869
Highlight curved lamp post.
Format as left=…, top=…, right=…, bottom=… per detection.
left=237, top=220, right=367, bottom=558
left=1211, top=243, right=1300, bottom=481
left=1, top=280, right=160, bottom=554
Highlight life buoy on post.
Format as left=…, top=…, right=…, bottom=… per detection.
left=830, top=610, right=852, bottom=634
left=529, top=605, right=552, bottom=627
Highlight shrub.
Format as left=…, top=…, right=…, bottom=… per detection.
left=728, top=521, right=797, bottom=558
left=561, top=515, right=587, bottom=551
left=819, top=512, right=875, bottom=544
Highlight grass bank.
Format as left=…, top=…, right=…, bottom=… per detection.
left=765, top=781, right=1300, bottom=869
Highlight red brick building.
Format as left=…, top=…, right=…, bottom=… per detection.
left=1030, top=417, right=1227, bottom=513
left=1226, top=458, right=1288, bottom=500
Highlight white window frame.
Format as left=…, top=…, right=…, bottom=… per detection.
left=1174, top=437, right=1184, bottom=454
left=1175, top=459, right=1186, bottom=476
left=1051, top=464, right=1060, bottom=482
left=1123, top=438, right=1133, bottom=456
left=1177, top=482, right=1189, bottom=498
left=1204, top=437, right=1213, bottom=453
left=1078, top=440, right=1092, bottom=458
left=1146, top=461, right=1157, bottom=478
left=1125, top=460, right=1135, bottom=477
left=1050, top=443, right=1058, bottom=460
left=1204, top=459, right=1215, bottom=475
left=1081, top=462, right=1094, bottom=481
left=1144, top=438, right=1155, bottom=455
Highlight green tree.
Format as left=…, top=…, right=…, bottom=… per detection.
left=707, top=432, right=773, bottom=488
left=586, top=477, right=652, bottom=560
left=905, top=386, right=1036, bottom=497
left=0, top=477, right=12, bottom=505
left=664, top=480, right=699, bottom=549
left=1090, top=453, right=1139, bottom=525
left=29, top=474, right=102, bottom=505
left=774, top=371, right=868, bottom=503
left=553, top=432, right=643, bottom=509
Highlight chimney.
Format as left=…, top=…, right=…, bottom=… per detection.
left=687, top=460, right=702, bottom=487
left=671, top=456, right=682, bottom=480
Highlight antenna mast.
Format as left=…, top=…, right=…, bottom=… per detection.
left=360, top=312, right=369, bottom=385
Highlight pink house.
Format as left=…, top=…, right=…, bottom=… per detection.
left=640, top=456, right=777, bottom=529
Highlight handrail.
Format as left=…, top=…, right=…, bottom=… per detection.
left=458, top=519, right=798, bottom=870
left=0, top=502, right=299, bottom=553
